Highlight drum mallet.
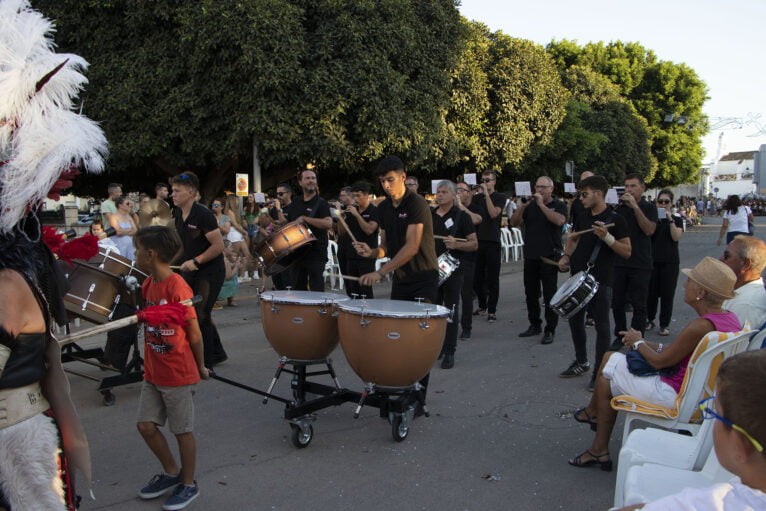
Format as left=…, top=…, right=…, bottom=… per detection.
left=57, top=296, right=202, bottom=347
left=334, top=210, right=358, bottom=243
left=568, top=223, right=615, bottom=237
left=433, top=235, right=468, bottom=242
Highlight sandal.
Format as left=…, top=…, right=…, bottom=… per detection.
left=568, top=450, right=612, bottom=471
left=573, top=407, right=598, bottom=431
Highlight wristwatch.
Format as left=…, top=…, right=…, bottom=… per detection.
left=631, top=340, right=646, bottom=351
left=192, top=258, right=201, bottom=269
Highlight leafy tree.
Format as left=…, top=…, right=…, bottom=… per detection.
left=36, top=0, right=465, bottom=199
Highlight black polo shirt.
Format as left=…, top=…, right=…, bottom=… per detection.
left=343, top=204, right=380, bottom=261
left=471, top=192, right=507, bottom=243
left=432, top=206, right=476, bottom=263
left=614, top=199, right=658, bottom=270
left=173, top=202, right=224, bottom=271
left=378, top=190, right=438, bottom=283
left=652, top=214, right=684, bottom=264
left=570, top=207, right=629, bottom=287
left=521, top=198, right=567, bottom=260
left=284, top=194, right=331, bottom=261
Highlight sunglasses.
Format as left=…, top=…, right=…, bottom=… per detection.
left=211, top=204, right=221, bottom=208
left=277, top=192, right=286, bottom=196
left=657, top=199, right=671, bottom=205
left=456, top=188, right=471, bottom=193
left=482, top=178, right=494, bottom=183
left=699, top=396, right=763, bottom=452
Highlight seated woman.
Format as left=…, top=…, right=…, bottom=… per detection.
left=569, top=256, right=741, bottom=471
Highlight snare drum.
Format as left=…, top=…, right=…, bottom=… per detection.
left=437, top=252, right=460, bottom=286
left=337, top=299, right=449, bottom=387
left=255, top=221, right=316, bottom=276
left=63, top=262, right=123, bottom=324
left=549, top=271, right=599, bottom=319
left=259, top=291, right=348, bottom=360
left=88, top=247, right=148, bottom=284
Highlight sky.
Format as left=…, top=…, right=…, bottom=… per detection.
left=458, top=0, right=766, bottom=162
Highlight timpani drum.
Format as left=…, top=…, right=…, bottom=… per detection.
left=259, top=291, right=349, bottom=360
left=337, top=299, right=449, bottom=387
left=255, top=221, right=316, bottom=276
left=549, top=271, right=599, bottom=319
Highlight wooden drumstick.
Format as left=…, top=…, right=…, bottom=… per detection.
left=58, top=296, right=201, bottom=347
left=540, top=256, right=561, bottom=267
left=335, top=211, right=358, bottom=243
left=568, top=223, right=615, bottom=237
left=434, top=234, right=467, bottom=242
left=324, top=271, right=361, bottom=282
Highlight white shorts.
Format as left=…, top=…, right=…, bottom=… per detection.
left=227, top=229, right=244, bottom=244
left=603, top=352, right=677, bottom=409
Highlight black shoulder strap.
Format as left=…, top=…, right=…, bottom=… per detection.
left=587, top=211, right=616, bottom=269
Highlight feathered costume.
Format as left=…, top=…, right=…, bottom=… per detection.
left=0, top=1, right=108, bottom=509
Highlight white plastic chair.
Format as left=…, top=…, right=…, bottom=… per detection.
left=375, top=257, right=390, bottom=280
left=510, top=227, right=524, bottom=261
left=611, top=329, right=753, bottom=444
left=613, top=419, right=714, bottom=507
left=622, top=447, right=736, bottom=506
left=747, top=324, right=766, bottom=351
left=325, top=240, right=342, bottom=290
left=499, top=227, right=512, bottom=262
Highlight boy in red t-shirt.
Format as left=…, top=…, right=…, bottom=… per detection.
left=133, top=226, right=209, bottom=511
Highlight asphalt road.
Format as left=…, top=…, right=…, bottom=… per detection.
left=67, top=216, right=756, bottom=511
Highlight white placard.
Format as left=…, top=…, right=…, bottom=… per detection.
left=235, top=173, right=249, bottom=197
left=254, top=192, right=266, bottom=204
left=605, top=188, right=619, bottom=204
left=464, top=173, right=477, bottom=185
left=431, top=180, right=444, bottom=194
left=514, top=181, right=532, bottom=197
left=564, top=182, right=577, bottom=193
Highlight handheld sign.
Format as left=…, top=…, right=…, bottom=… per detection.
left=564, top=182, right=577, bottom=194
left=515, top=181, right=532, bottom=197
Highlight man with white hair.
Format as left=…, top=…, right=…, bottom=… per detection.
left=720, top=235, right=766, bottom=329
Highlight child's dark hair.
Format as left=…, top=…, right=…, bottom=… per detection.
left=717, top=350, right=766, bottom=457
left=135, top=226, right=182, bottom=263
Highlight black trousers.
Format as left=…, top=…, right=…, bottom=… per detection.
left=523, top=259, right=559, bottom=333
left=647, top=262, right=680, bottom=329
left=473, top=241, right=501, bottom=314
left=438, top=267, right=463, bottom=356
left=272, top=270, right=287, bottom=290
left=568, top=284, right=612, bottom=371
left=289, top=258, right=326, bottom=292
left=344, top=257, right=375, bottom=299
left=183, top=265, right=227, bottom=366
left=612, top=267, right=652, bottom=337
left=460, top=260, right=475, bottom=332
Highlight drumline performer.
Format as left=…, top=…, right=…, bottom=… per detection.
left=337, top=182, right=379, bottom=298
left=0, top=1, right=109, bottom=506
left=455, top=181, right=482, bottom=341
left=432, top=181, right=477, bottom=369
left=355, top=155, right=439, bottom=397
left=510, top=176, right=567, bottom=345
left=269, top=183, right=292, bottom=290
left=557, top=176, right=631, bottom=390
left=277, top=167, right=332, bottom=291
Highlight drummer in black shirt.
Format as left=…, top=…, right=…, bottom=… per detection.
left=510, top=176, right=567, bottom=345
left=270, top=183, right=292, bottom=290
left=279, top=168, right=332, bottom=291
left=170, top=171, right=228, bottom=366
left=558, top=175, right=630, bottom=388
left=432, top=181, right=477, bottom=369
left=355, top=156, right=439, bottom=302
left=609, top=173, right=658, bottom=350
left=339, top=181, right=379, bottom=298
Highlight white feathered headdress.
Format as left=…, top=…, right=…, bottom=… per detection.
left=0, top=0, right=108, bottom=233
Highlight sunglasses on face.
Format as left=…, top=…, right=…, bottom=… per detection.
left=277, top=192, right=286, bottom=196
left=482, top=178, right=494, bottom=183
left=657, top=199, right=671, bottom=205
left=211, top=204, right=221, bottom=208
left=699, top=396, right=763, bottom=452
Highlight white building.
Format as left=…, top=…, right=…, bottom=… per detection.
left=704, top=150, right=757, bottom=198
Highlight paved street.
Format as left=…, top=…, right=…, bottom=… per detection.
left=68, top=216, right=758, bottom=510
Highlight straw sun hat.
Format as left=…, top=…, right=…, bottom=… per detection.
left=681, top=256, right=737, bottom=300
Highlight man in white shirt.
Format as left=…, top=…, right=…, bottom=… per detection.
left=720, top=235, right=766, bottom=329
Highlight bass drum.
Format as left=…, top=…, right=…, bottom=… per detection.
left=337, top=299, right=449, bottom=387
left=63, top=262, right=123, bottom=324
left=549, top=271, right=599, bottom=319
left=88, top=247, right=148, bottom=284
left=255, top=221, right=316, bottom=276
left=259, top=290, right=348, bottom=360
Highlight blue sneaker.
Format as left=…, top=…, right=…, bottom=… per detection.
left=138, top=473, right=181, bottom=499
left=162, top=482, right=199, bottom=510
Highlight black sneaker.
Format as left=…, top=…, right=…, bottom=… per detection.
left=559, top=360, right=590, bottom=378
left=608, top=338, right=625, bottom=352
left=139, top=473, right=181, bottom=500
left=519, top=325, right=542, bottom=337
left=441, top=353, right=454, bottom=369
left=541, top=331, right=554, bottom=345
left=459, top=329, right=471, bottom=340
left=487, top=313, right=497, bottom=323
left=585, top=317, right=595, bottom=328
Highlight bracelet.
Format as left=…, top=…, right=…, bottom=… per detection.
left=631, top=339, right=646, bottom=351
left=603, top=233, right=615, bottom=246
left=192, top=258, right=201, bottom=268
left=376, top=270, right=385, bottom=279
left=657, top=343, right=664, bottom=353
left=561, top=253, right=571, bottom=259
